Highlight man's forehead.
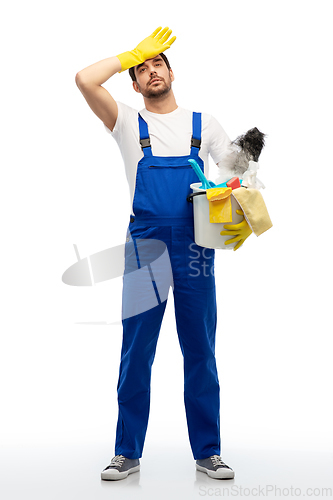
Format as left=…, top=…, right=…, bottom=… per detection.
left=136, top=56, right=163, bottom=70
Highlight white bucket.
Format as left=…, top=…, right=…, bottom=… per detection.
left=190, top=182, right=243, bottom=249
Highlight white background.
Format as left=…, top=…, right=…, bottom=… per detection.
left=1, top=0, right=332, bottom=497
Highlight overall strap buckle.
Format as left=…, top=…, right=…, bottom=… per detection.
left=191, top=137, right=201, bottom=149
left=138, top=114, right=152, bottom=157
left=191, top=112, right=202, bottom=154
left=140, top=137, right=151, bottom=149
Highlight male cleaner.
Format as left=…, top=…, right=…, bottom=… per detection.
left=76, top=27, right=242, bottom=481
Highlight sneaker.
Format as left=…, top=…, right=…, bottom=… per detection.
left=101, top=455, right=140, bottom=481
left=196, top=455, right=234, bottom=479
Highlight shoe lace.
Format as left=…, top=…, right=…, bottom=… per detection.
left=211, top=455, right=227, bottom=467
left=109, top=455, right=126, bottom=468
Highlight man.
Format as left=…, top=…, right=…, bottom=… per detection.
left=76, top=26, right=239, bottom=481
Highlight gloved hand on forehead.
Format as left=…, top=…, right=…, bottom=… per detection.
left=117, top=27, right=176, bottom=73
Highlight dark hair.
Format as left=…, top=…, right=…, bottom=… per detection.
left=129, top=53, right=171, bottom=82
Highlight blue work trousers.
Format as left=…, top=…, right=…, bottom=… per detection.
left=115, top=223, right=221, bottom=460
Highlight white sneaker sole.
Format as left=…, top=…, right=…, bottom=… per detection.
left=196, top=464, right=235, bottom=479
left=101, top=464, right=140, bottom=481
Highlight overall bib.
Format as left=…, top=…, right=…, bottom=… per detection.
left=115, top=112, right=221, bottom=460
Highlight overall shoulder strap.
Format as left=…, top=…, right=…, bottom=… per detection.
left=190, top=112, right=202, bottom=155
left=138, top=113, right=152, bottom=157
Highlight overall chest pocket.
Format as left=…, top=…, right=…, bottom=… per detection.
left=135, top=164, right=197, bottom=217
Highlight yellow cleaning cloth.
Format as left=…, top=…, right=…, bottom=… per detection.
left=232, top=187, right=273, bottom=236
left=206, top=187, right=232, bottom=223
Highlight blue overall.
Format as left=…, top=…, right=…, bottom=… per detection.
left=115, top=112, right=221, bottom=460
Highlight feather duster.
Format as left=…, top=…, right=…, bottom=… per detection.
left=215, top=127, right=266, bottom=185
left=233, top=127, right=266, bottom=163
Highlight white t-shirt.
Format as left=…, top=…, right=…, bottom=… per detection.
left=104, top=101, right=231, bottom=214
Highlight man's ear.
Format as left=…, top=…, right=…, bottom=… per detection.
left=133, top=81, right=141, bottom=94
left=170, top=69, right=175, bottom=82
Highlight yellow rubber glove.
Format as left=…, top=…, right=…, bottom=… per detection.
left=220, top=210, right=253, bottom=251
left=117, top=27, right=176, bottom=73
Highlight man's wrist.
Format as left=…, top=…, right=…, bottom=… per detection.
left=117, top=50, right=141, bottom=73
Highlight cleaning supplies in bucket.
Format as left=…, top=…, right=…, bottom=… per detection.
left=187, top=159, right=243, bottom=250
left=188, top=159, right=244, bottom=249
left=188, top=181, right=243, bottom=249
left=187, top=152, right=273, bottom=249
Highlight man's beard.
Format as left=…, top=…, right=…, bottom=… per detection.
left=138, top=76, right=172, bottom=99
